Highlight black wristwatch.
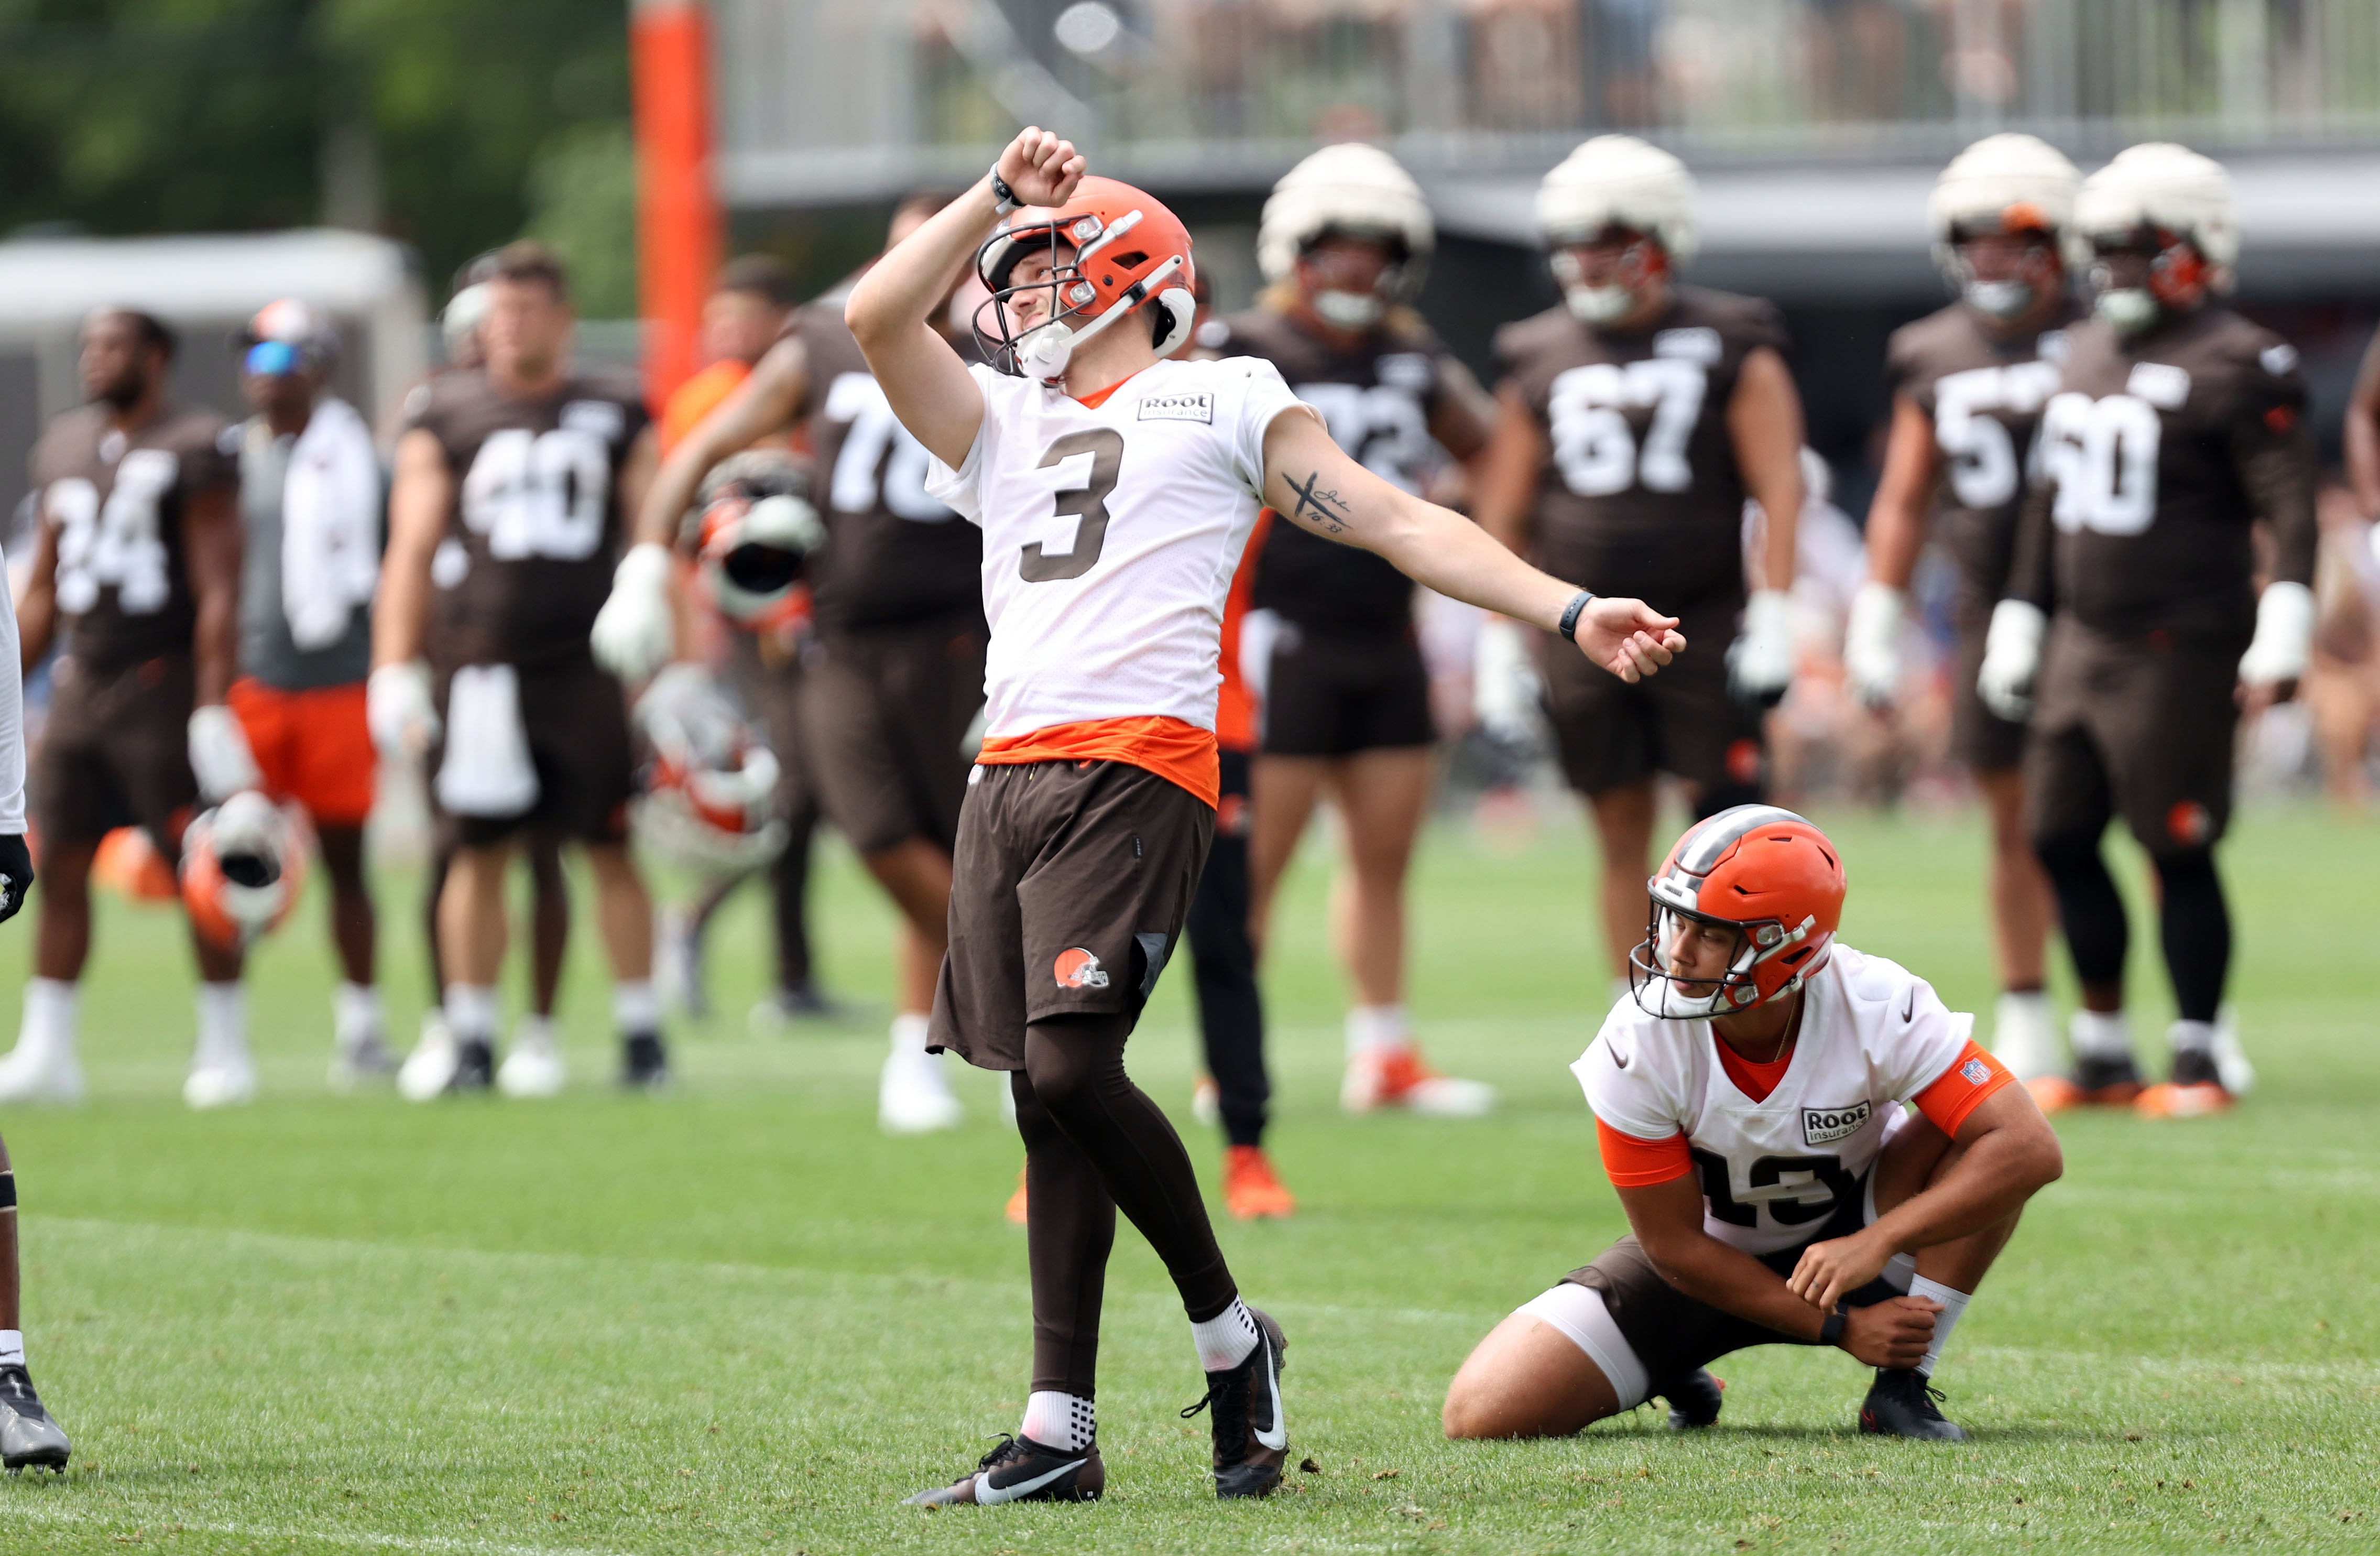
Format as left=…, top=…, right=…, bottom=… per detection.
left=988, top=165, right=1020, bottom=216
left=1557, top=589, right=1598, bottom=645
left=1819, top=1310, right=1847, bottom=1349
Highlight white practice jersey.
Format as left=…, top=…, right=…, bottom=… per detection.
left=926, top=356, right=1309, bottom=741
left=1574, top=944, right=1999, bottom=1256
left=0, top=539, right=24, bottom=832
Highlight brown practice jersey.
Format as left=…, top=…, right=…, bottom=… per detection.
left=28, top=402, right=235, bottom=674
left=1885, top=297, right=2087, bottom=619
left=403, top=368, right=651, bottom=669
left=1497, top=286, right=1787, bottom=613
left=789, top=294, right=984, bottom=634
left=2008, top=307, right=2318, bottom=642
left=1216, top=304, right=1469, bottom=633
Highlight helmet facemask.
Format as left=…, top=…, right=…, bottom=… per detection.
left=973, top=209, right=1186, bottom=382
left=1549, top=230, right=1665, bottom=327
left=1628, top=890, right=1819, bottom=1022
left=1296, top=230, right=1410, bottom=332
left=2087, top=225, right=2201, bottom=335
left=1940, top=220, right=2062, bottom=321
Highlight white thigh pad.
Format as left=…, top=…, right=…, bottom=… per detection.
left=1515, top=1283, right=1650, bottom=1409
left=436, top=663, right=541, bottom=819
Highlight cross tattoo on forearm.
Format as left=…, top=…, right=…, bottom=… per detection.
left=1285, top=470, right=1352, bottom=533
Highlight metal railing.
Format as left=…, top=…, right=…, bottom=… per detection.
left=716, top=0, right=2380, bottom=204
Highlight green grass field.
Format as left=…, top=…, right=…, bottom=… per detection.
left=2, top=800, right=2375, bottom=1554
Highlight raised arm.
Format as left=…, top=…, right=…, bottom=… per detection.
left=631, top=336, right=812, bottom=550
left=1260, top=405, right=1682, bottom=681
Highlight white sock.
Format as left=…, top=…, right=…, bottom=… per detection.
left=2169, top=1019, right=2217, bottom=1056
left=2069, top=1008, right=2133, bottom=1062
left=1346, top=1004, right=1411, bottom=1059
left=17, top=978, right=79, bottom=1061
left=1907, top=1275, right=1972, bottom=1377
left=1190, top=1297, right=1260, bottom=1374
left=444, top=984, right=498, bottom=1044
left=1019, top=1390, right=1095, bottom=1451
left=0, top=1330, right=21, bottom=1368
left=890, top=1012, right=932, bottom=1057
left=334, top=983, right=383, bottom=1047
left=194, top=982, right=249, bottom=1068
left=613, top=980, right=660, bottom=1035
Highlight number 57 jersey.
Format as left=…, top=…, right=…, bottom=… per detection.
left=926, top=357, right=1307, bottom=755
left=1495, top=286, right=1785, bottom=612
left=1573, top=944, right=2012, bottom=1257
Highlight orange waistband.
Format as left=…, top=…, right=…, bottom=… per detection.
left=977, top=716, right=1219, bottom=808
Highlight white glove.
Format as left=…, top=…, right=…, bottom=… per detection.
left=367, top=661, right=441, bottom=760
left=589, top=542, right=678, bottom=682
left=2236, top=580, right=2315, bottom=690
left=187, top=705, right=263, bottom=802
left=1976, top=599, right=2047, bottom=722
left=1471, top=617, right=1543, bottom=742
left=1841, top=582, right=1906, bottom=709
left=1727, top=589, right=1796, bottom=710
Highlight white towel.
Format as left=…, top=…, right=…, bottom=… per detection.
left=281, top=396, right=382, bottom=650
left=435, top=665, right=540, bottom=818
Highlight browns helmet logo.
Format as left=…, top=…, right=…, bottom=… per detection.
left=2166, top=800, right=2212, bottom=847
left=1054, top=948, right=1111, bottom=989
left=1725, top=738, right=1765, bottom=788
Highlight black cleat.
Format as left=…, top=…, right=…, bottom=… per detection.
left=1859, top=1368, right=1967, bottom=1441
left=1659, top=1369, right=1724, bottom=1430
left=1181, top=1307, right=1289, bottom=1499
left=0, top=1365, right=70, bottom=1473
left=902, top=1433, right=1104, bottom=1506
left=621, top=1032, right=670, bottom=1091
left=2167, top=1048, right=2222, bottom=1087
left=452, top=1038, right=495, bottom=1093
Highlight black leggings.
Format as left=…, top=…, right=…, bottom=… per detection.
left=1185, top=752, right=1268, bottom=1148
left=1011, top=1011, right=1237, bottom=1397
left=2035, top=831, right=2230, bottom=1025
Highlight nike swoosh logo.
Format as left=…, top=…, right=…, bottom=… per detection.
left=974, top=1459, right=1085, bottom=1504
left=1612, top=1049, right=1630, bottom=1069
left=1254, top=1342, right=1286, bottom=1452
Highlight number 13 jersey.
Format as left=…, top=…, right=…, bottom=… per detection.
left=926, top=356, right=1308, bottom=800
left=1495, top=287, right=1786, bottom=613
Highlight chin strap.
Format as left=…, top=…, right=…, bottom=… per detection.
left=1016, top=254, right=1187, bottom=382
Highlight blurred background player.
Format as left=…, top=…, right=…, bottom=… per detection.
left=1978, top=144, right=2316, bottom=1117
left=1844, top=135, right=2083, bottom=1082
left=0, top=309, right=259, bottom=1108
left=376, top=242, right=671, bottom=1095
left=1226, top=144, right=1499, bottom=1120
left=1474, top=136, right=1807, bottom=997
left=595, top=197, right=985, bottom=1134
left=226, top=300, right=392, bottom=1089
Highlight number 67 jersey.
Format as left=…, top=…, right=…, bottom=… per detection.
left=1574, top=944, right=2013, bottom=1256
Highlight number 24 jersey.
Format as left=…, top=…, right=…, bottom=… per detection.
left=1573, top=944, right=2010, bottom=1256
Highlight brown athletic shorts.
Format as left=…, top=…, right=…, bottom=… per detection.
left=1260, top=623, right=1435, bottom=758
left=929, top=758, right=1214, bottom=1071
left=1560, top=1178, right=1898, bottom=1385
left=1539, top=601, right=1765, bottom=796
left=35, top=652, right=199, bottom=854
left=2024, top=616, right=2245, bottom=855
left=432, top=656, right=634, bottom=847
left=1949, top=610, right=2028, bottom=773
left=797, top=612, right=986, bottom=856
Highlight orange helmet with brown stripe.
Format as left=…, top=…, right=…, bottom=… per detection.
left=1628, top=805, right=1846, bottom=1020
left=973, top=176, right=1198, bottom=382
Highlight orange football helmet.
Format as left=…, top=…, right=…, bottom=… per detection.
left=1629, top=805, right=1845, bottom=1020
left=181, top=792, right=307, bottom=951
left=630, top=666, right=787, bottom=874
left=692, top=451, right=826, bottom=633
left=973, top=176, right=1198, bottom=380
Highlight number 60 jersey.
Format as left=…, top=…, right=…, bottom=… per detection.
left=402, top=368, right=650, bottom=670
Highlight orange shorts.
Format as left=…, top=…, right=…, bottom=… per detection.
left=227, top=678, right=375, bottom=827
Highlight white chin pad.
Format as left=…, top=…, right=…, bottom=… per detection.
left=1016, top=322, right=1076, bottom=379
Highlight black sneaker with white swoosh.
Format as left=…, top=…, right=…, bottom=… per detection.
left=1181, top=1306, right=1289, bottom=1498
left=901, top=1433, right=1104, bottom=1507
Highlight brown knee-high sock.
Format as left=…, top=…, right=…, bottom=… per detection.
left=1012, top=1070, right=1115, bottom=1397
left=1022, top=1011, right=1237, bottom=1322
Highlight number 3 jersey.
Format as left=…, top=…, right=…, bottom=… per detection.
left=1573, top=944, right=2013, bottom=1257
left=29, top=402, right=235, bottom=674
left=1884, top=298, right=2084, bottom=621
left=402, top=368, right=651, bottom=670
left=1495, top=287, right=1786, bottom=612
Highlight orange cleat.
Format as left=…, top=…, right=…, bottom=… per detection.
left=1342, top=1045, right=1497, bottom=1116
left=1223, top=1146, right=1296, bottom=1220
left=2136, top=1081, right=2233, bottom=1119
left=1005, top=1165, right=1029, bottom=1226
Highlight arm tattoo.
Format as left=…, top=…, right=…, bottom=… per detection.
left=1285, top=469, right=1353, bottom=534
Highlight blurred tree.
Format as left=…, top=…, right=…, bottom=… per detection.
left=0, top=0, right=637, bottom=312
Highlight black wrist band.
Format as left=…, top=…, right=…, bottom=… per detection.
left=1819, top=1311, right=1846, bottom=1348
left=1557, top=589, right=1597, bottom=645
left=988, top=167, right=1019, bottom=216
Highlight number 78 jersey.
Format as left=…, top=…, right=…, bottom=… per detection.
left=926, top=357, right=1307, bottom=743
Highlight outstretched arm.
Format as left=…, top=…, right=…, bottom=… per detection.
left=1260, top=405, right=1683, bottom=681
left=631, top=336, right=812, bottom=550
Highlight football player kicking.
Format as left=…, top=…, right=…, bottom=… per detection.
left=848, top=127, right=1683, bottom=1506
left=1444, top=807, right=2064, bottom=1443
left=0, top=310, right=260, bottom=1107
left=1978, top=146, right=2315, bottom=1116
left=376, top=243, right=672, bottom=1093
left=1472, top=136, right=1808, bottom=1002
left=1846, top=136, right=2082, bottom=1083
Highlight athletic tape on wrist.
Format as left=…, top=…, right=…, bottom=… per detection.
left=1558, top=590, right=1598, bottom=645
left=0, top=1171, right=15, bottom=1211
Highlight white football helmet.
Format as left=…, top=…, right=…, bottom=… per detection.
left=2073, top=142, right=2240, bottom=291
left=694, top=451, right=827, bottom=629
left=1257, top=143, right=1436, bottom=319
left=1928, top=133, right=2081, bottom=243
left=631, top=665, right=788, bottom=875
left=181, top=791, right=308, bottom=951
left=1536, top=135, right=1698, bottom=262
